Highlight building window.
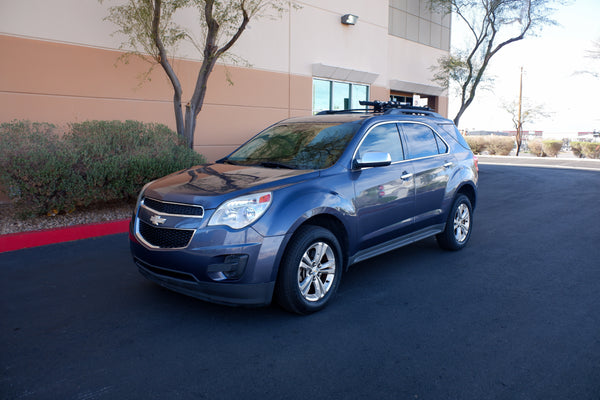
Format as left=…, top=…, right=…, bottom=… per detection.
left=390, top=94, right=413, bottom=106
left=312, top=78, right=369, bottom=114
left=388, top=0, right=451, bottom=50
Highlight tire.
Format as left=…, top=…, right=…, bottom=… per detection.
left=437, top=194, right=473, bottom=251
left=275, top=226, right=342, bottom=315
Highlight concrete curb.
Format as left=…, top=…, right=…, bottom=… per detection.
left=0, top=219, right=130, bottom=253
left=477, top=155, right=600, bottom=171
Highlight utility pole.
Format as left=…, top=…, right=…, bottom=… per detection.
left=516, top=66, right=523, bottom=156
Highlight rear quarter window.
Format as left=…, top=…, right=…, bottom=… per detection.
left=439, top=124, right=471, bottom=151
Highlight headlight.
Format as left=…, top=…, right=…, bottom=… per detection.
left=209, top=192, right=272, bottom=229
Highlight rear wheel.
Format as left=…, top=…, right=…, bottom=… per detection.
left=275, top=226, right=342, bottom=314
left=437, top=194, right=473, bottom=251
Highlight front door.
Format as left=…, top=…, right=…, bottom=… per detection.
left=352, top=122, right=415, bottom=250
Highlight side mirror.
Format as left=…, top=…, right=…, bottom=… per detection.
left=355, top=152, right=392, bottom=168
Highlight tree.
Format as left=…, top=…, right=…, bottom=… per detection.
left=587, top=38, right=600, bottom=60
left=100, top=0, right=294, bottom=148
left=503, top=97, right=549, bottom=156
left=577, top=37, right=600, bottom=78
left=430, top=0, right=560, bottom=127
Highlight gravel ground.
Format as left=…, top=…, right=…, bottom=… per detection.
left=0, top=202, right=134, bottom=235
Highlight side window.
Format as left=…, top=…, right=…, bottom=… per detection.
left=402, top=123, right=446, bottom=159
left=357, top=123, right=404, bottom=162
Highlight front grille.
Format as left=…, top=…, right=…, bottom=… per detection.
left=138, top=220, right=194, bottom=248
left=143, top=197, right=204, bottom=217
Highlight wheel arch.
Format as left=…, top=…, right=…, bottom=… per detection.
left=456, top=183, right=477, bottom=210
left=272, top=212, right=350, bottom=283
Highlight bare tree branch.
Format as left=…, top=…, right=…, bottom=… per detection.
left=430, top=0, right=561, bottom=126
left=100, top=0, right=294, bottom=149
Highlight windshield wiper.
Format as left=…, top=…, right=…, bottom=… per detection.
left=220, top=159, right=242, bottom=165
left=258, top=161, right=297, bottom=169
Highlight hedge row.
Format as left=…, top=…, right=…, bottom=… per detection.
left=526, top=139, right=563, bottom=157
left=571, top=141, right=600, bottom=159
left=464, top=135, right=515, bottom=155
left=0, top=120, right=206, bottom=217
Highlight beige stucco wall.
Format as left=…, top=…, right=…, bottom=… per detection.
left=0, top=0, right=449, bottom=161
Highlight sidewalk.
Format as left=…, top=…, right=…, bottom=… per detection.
left=477, top=154, right=600, bottom=171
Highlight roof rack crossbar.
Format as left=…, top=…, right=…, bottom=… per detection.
left=359, top=100, right=433, bottom=113
left=315, top=100, right=445, bottom=118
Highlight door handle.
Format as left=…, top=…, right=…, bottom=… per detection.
left=401, top=172, right=413, bottom=180
left=444, top=162, right=453, bottom=168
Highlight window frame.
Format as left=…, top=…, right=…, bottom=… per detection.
left=398, top=122, right=450, bottom=161
left=354, top=122, right=405, bottom=164
left=312, top=78, right=370, bottom=114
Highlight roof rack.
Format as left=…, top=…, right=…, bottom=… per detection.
left=316, top=100, right=443, bottom=118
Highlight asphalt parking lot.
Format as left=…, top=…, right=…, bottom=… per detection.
left=2, top=164, right=600, bottom=400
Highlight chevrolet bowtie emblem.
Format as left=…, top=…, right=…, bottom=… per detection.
left=150, top=214, right=167, bottom=226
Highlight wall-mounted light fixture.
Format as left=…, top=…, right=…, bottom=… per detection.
left=341, top=14, right=358, bottom=25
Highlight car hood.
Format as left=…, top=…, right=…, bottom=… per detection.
left=143, top=163, right=318, bottom=209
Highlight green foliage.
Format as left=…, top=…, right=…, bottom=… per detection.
left=527, top=139, right=545, bottom=157
left=582, top=142, right=600, bottom=159
left=465, top=135, right=514, bottom=155
left=486, top=136, right=515, bottom=156
left=0, top=120, right=205, bottom=217
left=99, top=0, right=297, bottom=147
left=571, top=141, right=583, bottom=158
left=464, top=136, right=486, bottom=154
left=100, top=0, right=295, bottom=82
left=572, top=141, right=600, bottom=159
left=571, top=141, right=600, bottom=159
left=429, top=0, right=560, bottom=125
left=542, top=140, right=563, bottom=157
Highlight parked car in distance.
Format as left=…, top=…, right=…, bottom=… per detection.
left=129, top=101, right=478, bottom=314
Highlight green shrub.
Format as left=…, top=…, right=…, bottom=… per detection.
left=0, top=120, right=206, bottom=217
left=571, top=142, right=583, bottom=158
left=542, top=140, right=563, bottom=157
left=527, top=139, right=545, bottom=157
left=465, top=136, right=486, bottom=154
left=465, top=135, right=514, bottom=155
left=487, top=136, right=515, bottom=156
left=581, top=142, right=600, bottom=159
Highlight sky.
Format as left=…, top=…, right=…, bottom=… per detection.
left=447, top=0, right=600, bottom=136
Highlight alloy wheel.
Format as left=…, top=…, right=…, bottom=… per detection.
left=297, top=242, right=336, bottom=302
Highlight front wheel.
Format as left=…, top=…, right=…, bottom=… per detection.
left=437, top=194, right=473, bottom=251
left=275, top=226, right=342, bottom=315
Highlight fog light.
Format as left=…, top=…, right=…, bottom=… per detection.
left=207, top=254, right=249, bottom=280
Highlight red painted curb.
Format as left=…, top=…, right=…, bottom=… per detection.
left=0, top=219, right=130, bottom=253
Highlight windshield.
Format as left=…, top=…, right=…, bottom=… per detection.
left=225, top=122, right=360, bottom=170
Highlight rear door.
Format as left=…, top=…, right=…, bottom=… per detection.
left=398, top=122, right=453, bottom=230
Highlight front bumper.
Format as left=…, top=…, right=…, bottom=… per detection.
left=129, top=218, right=286, bottom=307
left=135, top=257, right=275, bottom=306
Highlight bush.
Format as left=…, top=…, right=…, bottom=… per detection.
left=571, top=142, right=583, bottom=158
left=465, top=136, right=486, bottom=154
left=465, top=135, right=514, bottom=155
left=527, top=139, right=545, bottom=157
left=0, top=120, right=206, bottom=217
left=542, top=140, right=563, bottom=157
left=581, top=142, right=600, bottom=159
left=487, top=136, right=515, bottom=156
